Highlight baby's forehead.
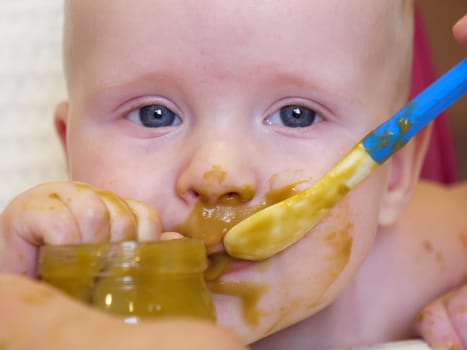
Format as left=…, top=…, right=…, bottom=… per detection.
left=65, top=0, right=411, bottom=37
left=64, top=0, right=412, bottom=66
left=64, top=0, right=414, bottom=113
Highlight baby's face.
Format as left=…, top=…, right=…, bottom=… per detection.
left=61, top=0, right=413, bottom=343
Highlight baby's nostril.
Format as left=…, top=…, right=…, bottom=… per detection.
left=219, top=192, right=242, bottom=205
left=184, top=189, right=201, bottom=203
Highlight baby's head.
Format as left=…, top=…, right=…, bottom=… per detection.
left=57, top=0, right=420, bottom=343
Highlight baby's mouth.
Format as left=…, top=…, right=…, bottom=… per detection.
left=205, top=251, right=256, bottom=281
left=172, top=182, right=303, bottom=252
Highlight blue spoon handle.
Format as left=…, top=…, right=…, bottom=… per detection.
left=362, top=58, right=467, bottom=164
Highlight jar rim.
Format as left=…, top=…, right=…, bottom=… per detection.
left=38, top=238, right=207, bottom=276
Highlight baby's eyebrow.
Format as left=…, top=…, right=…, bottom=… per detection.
left=81, top=65, right=356, bottom=118
left=83, top=72, right=184, bottom=109
left=90, top=72, right=179, bottom=96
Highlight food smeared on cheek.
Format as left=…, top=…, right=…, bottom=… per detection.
left=204, top=252, right=269, bottom=326
left=209, top=280, right=269, bottom=327
left=303, top=210, right=354, bottom=311
left=323, top=222, right=353, bottom=278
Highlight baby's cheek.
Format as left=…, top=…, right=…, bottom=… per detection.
left=264, top=203, right=356, bottom=333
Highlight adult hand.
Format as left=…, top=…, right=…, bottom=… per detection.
left=0, top=274, right=247, bottom=350
left=453, top=14, right=467, bottom=44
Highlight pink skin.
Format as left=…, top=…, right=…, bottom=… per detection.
left=0, top=4, right=466, bottom=349
left=53, top=0, right=416, bottom=344
left=453, top=14, right=467, bottom=44
left=0, top=0, right=429, bottom=347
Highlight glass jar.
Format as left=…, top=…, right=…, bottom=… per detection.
left=37, top=238, right=216, bottom=323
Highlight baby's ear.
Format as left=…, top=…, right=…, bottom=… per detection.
left=377, top=124, right=432, bottom=226
left=54, top=101, right=70, bottom=156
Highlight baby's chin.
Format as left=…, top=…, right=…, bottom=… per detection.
left=213, top=290, right=333, bottom=345
left=208, top=266, right=337, bottom=345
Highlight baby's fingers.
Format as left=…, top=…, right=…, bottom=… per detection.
left=443, top=285, right=467, bottom=347
left=416, top=288, right=467, bottom=350
left=1, top=187, right=79, bottom=275
left=51, top=184, right=150, bottom=242
left=95, top=190, right=139, bottom=241
left=124, top=199, right=163, bottom=241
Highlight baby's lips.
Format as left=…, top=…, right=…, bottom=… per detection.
left=160, top=231, right=185, bottom=240
left=206, top=241, right=225, bottom=255
left=159, top=231, right=226, bottom=256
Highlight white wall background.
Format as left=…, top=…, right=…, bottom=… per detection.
left=0, top=0, right=68, bottom=209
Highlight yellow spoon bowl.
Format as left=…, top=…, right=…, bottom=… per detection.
left=223, top=145, right=377, bottom=260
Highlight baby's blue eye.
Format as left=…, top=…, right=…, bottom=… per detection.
left=127, top=105, right=181, bottom=128
left=281, top=105, right=316, bottom=128
left=266, top=105, right=319, bottom=128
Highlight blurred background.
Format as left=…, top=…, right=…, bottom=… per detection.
left=0, top=0, right=66, bottom=209
left=418, top=0, right=467, bottom=179
left=0, top=1, right=465, bottom=210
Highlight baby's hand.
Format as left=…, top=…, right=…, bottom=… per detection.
left=0, top=182, right=162, bottom=276
left=416, top=285, right=467, bottom=350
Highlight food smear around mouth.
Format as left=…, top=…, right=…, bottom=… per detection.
left=208, top=279, right=269, bottom=327
left=172, top=181, right=303, bottom=327
left=173, top=182, right=302, bottom=248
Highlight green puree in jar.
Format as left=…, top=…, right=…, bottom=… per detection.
left=38, top=239, right=216, bottom=323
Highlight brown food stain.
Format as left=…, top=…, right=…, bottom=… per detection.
left=203, top=165, right=227, bottom=184
left=306, top=214, right=354, bottom=310
left=204, top=252, right=270, bottom=327
left=459, top=232, right=467, bottom=254
left=208, top=280, right=269, bottom=327
left=204, top=253, right=234, bottom=281
left=178, top=175, right=351, bottom=325
left=48, top=193, right=59, bottom=200
left=173, top=182, right=300, bottom=247
left=324, top=223, right=353, bottom=265
left=422, top=240, right=433, bottom=253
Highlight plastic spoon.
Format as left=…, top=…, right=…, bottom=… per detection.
left=224, top=59, right=467, bottom=261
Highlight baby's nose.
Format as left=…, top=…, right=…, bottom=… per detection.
left=176, top=141, right=257, bottom=206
